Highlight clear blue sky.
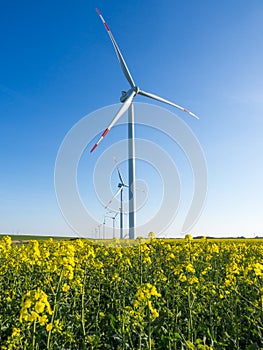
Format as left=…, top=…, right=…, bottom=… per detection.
left=1, top=0, right=263, bottom=237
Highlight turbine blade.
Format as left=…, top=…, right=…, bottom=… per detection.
left=105, top=187, right=122, bottom=209
left=90, top=91, right=136, bottom=153
left=96, top=8, right=136, bottom=88
left=138, top=89, right=199, bottom=119
left=114, top=157, right=125, bottom=186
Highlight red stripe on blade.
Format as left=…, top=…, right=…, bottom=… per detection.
left=104, top=22, right=110, bottom=31
left=95, top=8, right=101, bottom=15
left=184, top=108, right=190, bottom=113
left=90, top=144, right=98, bottom=153
left=102, top=128, right=109, bottom=137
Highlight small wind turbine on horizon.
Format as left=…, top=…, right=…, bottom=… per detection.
left=105, top=211, right=119, bottom=238
left=90, top=8, right=199, bottom=239
left=105, top=158, right=128, bottom=239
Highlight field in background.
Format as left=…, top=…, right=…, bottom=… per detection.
left=0, top=234, right=75, bottom=242
left=1, top=235, right=263, bottom=349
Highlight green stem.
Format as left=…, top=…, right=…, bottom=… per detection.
left=188, top=286, right=193, bottom=343
left=81, top=271, right=87, bottom=338
left=32, top=319, right=37, bottom=349
left=47, top=268, right=64, bottom=349
left=148, top=308, right=152, bottom=350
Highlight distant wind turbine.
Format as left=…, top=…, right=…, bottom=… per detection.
left=105, top=158, right=128, bottom=239
left=105, top=212, right=119, bottom=238
left=91, top=8, right=198, bottom=239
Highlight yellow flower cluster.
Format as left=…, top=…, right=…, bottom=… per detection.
left=133, top=283, right=161, bottom=319
left=19, top=288, right=52, bottom=325
left=135, top=283, right=161, bottom=302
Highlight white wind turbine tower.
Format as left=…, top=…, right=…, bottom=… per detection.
left=105, top=212, right=119, bottom=239
left=91, top=8, right=199, bottom=239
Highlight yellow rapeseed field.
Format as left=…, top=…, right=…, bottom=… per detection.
left=0, top=235, right=263, bottom=349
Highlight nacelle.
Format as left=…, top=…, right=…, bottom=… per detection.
left=120, top=87, right=139, bottom=103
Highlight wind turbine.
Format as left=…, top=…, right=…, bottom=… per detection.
left=90, top=8, right=199, bottom=239
left=105, top=159, right=128, bottom=239
left=97, top=224, right=102, bottom=239
left=105, top=211, right=119, bottom=238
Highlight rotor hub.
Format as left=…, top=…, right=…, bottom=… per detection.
left=133, top=86, right=140, bottom=94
